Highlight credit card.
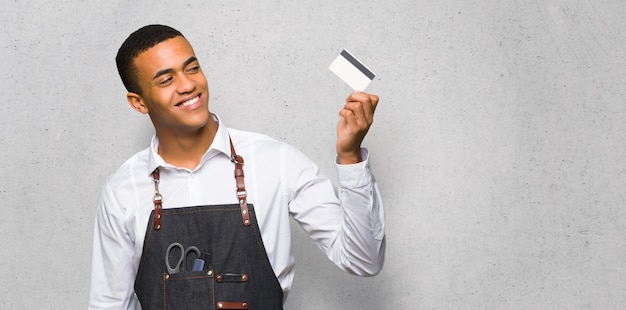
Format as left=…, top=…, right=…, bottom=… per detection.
left=329, top=49, right=376, bottom=91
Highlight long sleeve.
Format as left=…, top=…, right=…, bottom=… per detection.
left=88, top=182, right=138, bottom=310
left=286, top=146, right=385, bottom=276
left=332, top=149, right=386, bottom=275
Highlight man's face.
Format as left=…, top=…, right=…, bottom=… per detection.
left=129, top=36, right=210, bottom=135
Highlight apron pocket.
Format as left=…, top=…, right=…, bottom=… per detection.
left=163, top=271, right=214, bottom=308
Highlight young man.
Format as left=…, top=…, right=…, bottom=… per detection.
left=88, top=24, right=385, bottom=309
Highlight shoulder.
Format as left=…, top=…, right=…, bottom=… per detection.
left=226, top=127, right=280, bottom=144
left=226, top=127, right=317, bottom=168
left=103, top=147, right=151, bottom=192
left=226, top=127, right=293, bottom=153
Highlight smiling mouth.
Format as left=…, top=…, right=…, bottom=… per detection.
left=178, top=95, right=200, bottom=108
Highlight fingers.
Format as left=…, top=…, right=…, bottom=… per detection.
left=336, top=92, right=379, bottom=163
left=341, top=91, right=379, bottom=126
left=346, top=91, right=379, bottom=107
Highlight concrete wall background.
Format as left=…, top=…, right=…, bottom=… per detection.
left=1, top=0, right=625, bottom=308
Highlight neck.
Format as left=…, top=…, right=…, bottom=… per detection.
left=155, top=117, right=219, bottom=170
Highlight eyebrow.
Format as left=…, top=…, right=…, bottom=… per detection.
left=151, top=56, right=199, bottom=80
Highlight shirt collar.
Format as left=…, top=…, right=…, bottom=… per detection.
left=146, top=113, right=231, bottom=176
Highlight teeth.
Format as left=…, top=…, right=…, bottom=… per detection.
left=180, top=96, right=199, bottom=107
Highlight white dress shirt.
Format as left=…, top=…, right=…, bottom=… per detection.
left=88, top=114, right=385, bottom=309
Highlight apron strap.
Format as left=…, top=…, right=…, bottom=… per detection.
left=152, top=169, right=162, bottom=230
left=229, top=136, right=251, bottom=227
left=150, top=135, right=251, bottom=230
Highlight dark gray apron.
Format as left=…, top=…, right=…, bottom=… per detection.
left=134, top=138, right=283, bottom=309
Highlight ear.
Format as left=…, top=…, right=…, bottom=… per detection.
left=127, top=92, right=149, bottom=114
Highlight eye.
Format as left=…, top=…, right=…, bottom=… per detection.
left=157, top=76, right=174, bottom=87
left=185, top=65, right=200, bottom=74
left=185, top=66, right=200, bottom=74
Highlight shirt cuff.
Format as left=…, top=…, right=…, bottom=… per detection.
left=335, top=148, right=372, bottom=188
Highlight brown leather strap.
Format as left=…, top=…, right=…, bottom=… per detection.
left=152, top=169, right=162, bottom=230
left=217, top=301, right=249, bottom=309
left=216, top=273, right=249, bottom=283
left=229, top=136, right=251, bottom=227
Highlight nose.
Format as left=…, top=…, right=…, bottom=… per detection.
left=176, top=72, right=196, bottom=94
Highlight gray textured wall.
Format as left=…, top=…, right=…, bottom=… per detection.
left=1, top=1, right=625, bottom=309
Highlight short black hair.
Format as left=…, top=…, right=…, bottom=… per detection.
left=116, top=24, right=184, bottom=94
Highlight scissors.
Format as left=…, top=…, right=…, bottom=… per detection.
left=165, top=242, right=201, bottom=274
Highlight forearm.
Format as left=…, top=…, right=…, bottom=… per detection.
left=328, top=151, right=385, bottom=275
left=286, top=145, right=385, bottom=275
